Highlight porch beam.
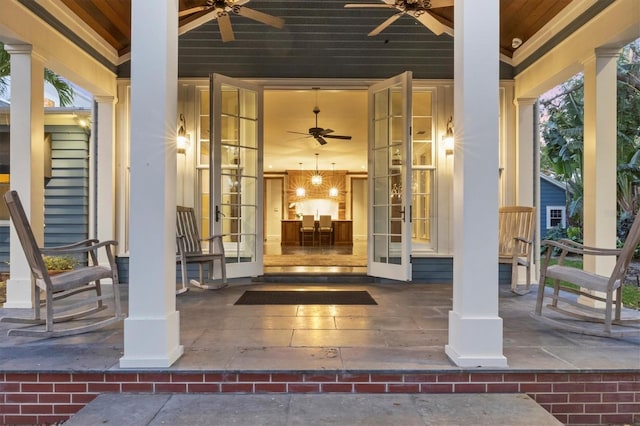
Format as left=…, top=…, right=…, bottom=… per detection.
left=4, top=44, right=45, bottom=309
left=120, top=0, right=183, bottom=368
left=446, top=0, right=507, bottom=367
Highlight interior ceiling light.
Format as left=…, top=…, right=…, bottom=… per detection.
left=311, top=153, right=323, bottom=186
left=329, top=162, right=338, bottom=197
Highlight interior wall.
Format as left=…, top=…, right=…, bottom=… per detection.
left=264, top=177, right=282, bottom=241
left=351, top=177, right=367, bottom=240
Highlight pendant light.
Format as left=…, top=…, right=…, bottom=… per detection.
left=329, top=163, right=338, bottom=197
left=311, top=153, right=322, bottom=186
left=296, top=162, right=306, bottom=197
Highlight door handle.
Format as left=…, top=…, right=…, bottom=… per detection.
left=215, top=205, right=225, bottom=222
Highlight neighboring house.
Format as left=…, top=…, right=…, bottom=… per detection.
left=0, top=113, right=91, bottom=272
left=539, top=173, right=572, bottom=238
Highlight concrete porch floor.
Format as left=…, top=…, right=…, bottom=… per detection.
left=1, top=280, right=638, bottom=371
left=1, top=280, right=639, bottom=425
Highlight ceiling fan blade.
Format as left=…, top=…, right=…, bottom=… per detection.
left=234, top=6, right=285, bottom=29
left=231, top=0, right=251, bottom=6
left=369, top=13, right=403, bottom=36
left=429, top=0, right=455, bottom=8
left=412, top=11, right=454, bottom=36
left=320, top=128, right=334, bottom=135
left=344, top=4, right=396, bottom=8
left=287, top=131, right=312, bottom=136
left=217, top=12, right=235, bottom=42
left=179, top=6, right=208, bottom=17
left=315, top=136, right=328, bottom=145
left=324, top=134, right=352, bottom=140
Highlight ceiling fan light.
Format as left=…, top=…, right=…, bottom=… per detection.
left=329, top=187, right=339, bottom=197
left=296, top=187, right=306, bottom=197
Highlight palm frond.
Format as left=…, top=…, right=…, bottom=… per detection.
left=44, top=69, right=74, bottom=107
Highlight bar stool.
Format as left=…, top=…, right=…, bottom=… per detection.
left=318, top=215, right=333, bottom=246
left=300, top=215, right=316, bottom=246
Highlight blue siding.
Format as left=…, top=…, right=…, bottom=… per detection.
left=116, top=256, right=512, bottom=286
left=540, top=178, right=568, bottom=238
left=0, top=226, right=8, bottom=271
left=412, top=257, right=511, bottom=285
left=44, top=125, right=90, bottom=248
left=0, top=125, right=89, bottom=272
left=116, top=256, right=208, bottom=285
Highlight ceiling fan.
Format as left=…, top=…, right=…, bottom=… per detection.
left=179, top=0, right=285, bottom=42
left=344, top=0, right=454, bottom=37
left=288, top=104, right=352, bottom=146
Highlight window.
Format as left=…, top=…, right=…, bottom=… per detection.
left=411, top=90, right=435, bottom=248
left=546, top=206, right=566, bottom=229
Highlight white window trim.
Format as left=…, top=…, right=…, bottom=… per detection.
left=546, top=205, right=566, bottom=229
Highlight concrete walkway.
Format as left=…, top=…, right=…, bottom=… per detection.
left=64, top=393, right=562, bottom=426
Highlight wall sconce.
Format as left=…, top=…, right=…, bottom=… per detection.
left=177, top=113, right=189, bottom=154
left=73, top=113, right=91, bottom=129
left=443, top=116, right=454, bottom=155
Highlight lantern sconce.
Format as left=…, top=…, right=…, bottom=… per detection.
left=177, top=113, right=190, bottom=154
left=443, top=116, right=454, bottom=155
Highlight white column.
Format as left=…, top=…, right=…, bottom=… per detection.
left=583, top=48, right=619, bottom=273
left=515, top=97, right=538, bottom=285
left=94, top=96, right=117, bottom=270
left=446, top=0, right=507, bottom=367
left=120, top=0, right=183, bottom=368
left=580, top=48, right=619, bottom=305
left=4, top=45, right=45, bottom=309
left=515, top=98, right=536, bottom=206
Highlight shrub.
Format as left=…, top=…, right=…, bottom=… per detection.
left=43, top=255, right=76, bottom=271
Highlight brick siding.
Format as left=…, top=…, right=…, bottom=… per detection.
left=1, top=371, right=639, bottom=425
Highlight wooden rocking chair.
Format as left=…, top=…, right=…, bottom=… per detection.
left=176, top=206, right=227, bottom=292
left=498, top=206, right=536, bottom=295
left=1, top=190, right=124, bottom=337
left=531, top=211, right=640, bottom=338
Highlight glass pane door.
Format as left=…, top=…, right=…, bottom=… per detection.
left=368, top=72, right=412, bottom=281
left=212, top=74, right=263, bottom=278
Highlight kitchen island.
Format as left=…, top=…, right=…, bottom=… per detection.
left=281, top=220, right=353, bottom=246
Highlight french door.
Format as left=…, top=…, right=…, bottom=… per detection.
left=211, top=74, right=263, bottom=278
left=367, top=72, right=412, bottom=281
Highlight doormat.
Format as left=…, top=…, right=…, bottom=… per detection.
left=234, top=290, right=377, bottom=305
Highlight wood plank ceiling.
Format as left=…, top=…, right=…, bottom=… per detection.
left=57, top=0, right=575, bottom=79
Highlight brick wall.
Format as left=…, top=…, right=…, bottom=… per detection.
left=1, top=371, right=639, bottom=425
